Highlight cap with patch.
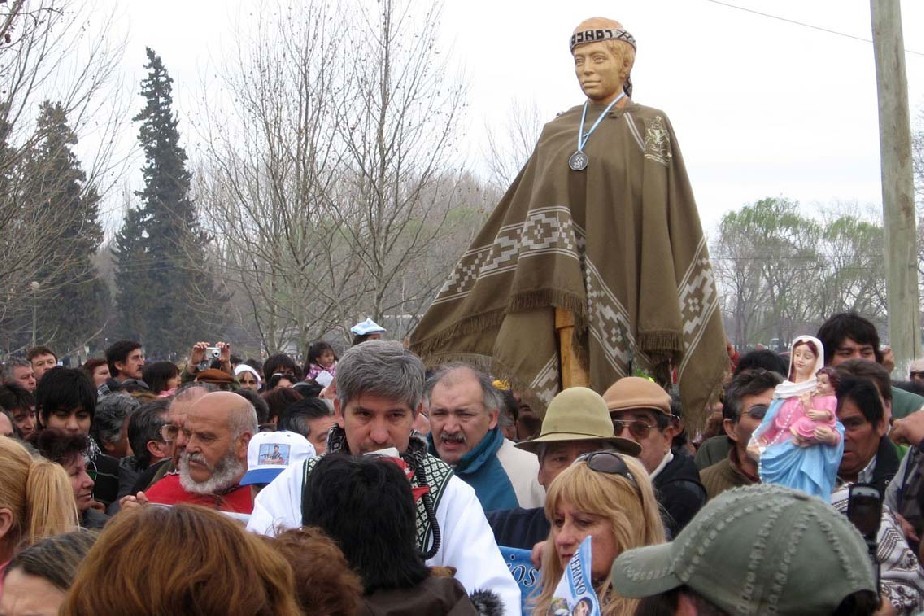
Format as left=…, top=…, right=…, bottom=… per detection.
left=241, top=431, right=317, bottom=486
left=610, top=484, right=876, bottom=615
left=602, top=376, right=671, bottom=416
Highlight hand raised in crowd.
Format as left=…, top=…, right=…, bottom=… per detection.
left=217, top=341, right=233, bottom=372
left=890, top=409, right=924, bottom=448
left=188, top=341, right=211, bottom=372
left=119, top=491, right=149, bottom=511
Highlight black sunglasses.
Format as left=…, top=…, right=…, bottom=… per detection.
left=745, top=404, right=769, bottom=420
left=576, top=451, right=637, bottom=489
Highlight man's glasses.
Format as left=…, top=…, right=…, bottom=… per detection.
left=239, top=378, right=257, bottom=385
left=612, top=418, right=655, bottom=440
left=745, top=404, right=769, bottom=420
left=160, top=424, right=179, bottom=442
left=576, top=451, right=637, bottom=488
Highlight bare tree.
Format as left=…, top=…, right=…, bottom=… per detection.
left=483, top=97, right=544, bottom=191
left=817, top=201, right=887, bottom=318
left=711, top=215, right=769, bottom=349
left=194, top=0, right=364, bottom=354
left=712, top=197, right=891, bottom=349
left=326, top=0, right=475, bottom=340
left=197, top=0, right=483, bottom=353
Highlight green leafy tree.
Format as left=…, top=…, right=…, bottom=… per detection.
left=713, top=197, right=891, bottom=348
left=114, top=48, right=224, bottom=357
left=818, top=213, right=886, bottom=317
left=713, top=197, right=822, bottom=347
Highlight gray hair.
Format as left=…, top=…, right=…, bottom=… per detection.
left=336, top=340, right=425, bottom=411
left=128, top=400, right=170, bottom=468
left=93, top=393, right=141, bottom=447
left=3, top=358, right=31, bottom=382
left=424, top=363, right=504, bottom=415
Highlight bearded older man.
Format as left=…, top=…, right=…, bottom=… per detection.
left=144, top=391, right=256, bottom=513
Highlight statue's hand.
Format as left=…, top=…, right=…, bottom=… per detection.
left=814, top=426, right=838, bottom=446
left=806, top=409, right=830, bottom=421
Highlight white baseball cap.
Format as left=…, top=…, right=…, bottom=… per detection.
left=350, top=318, right=386, bottom=336
left=240, top=431, right=316, bottom=486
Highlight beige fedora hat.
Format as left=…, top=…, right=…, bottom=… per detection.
left=517, top=387, right=641, bottom=457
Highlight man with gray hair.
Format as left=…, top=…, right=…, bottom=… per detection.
left=248, top=340, right=523, bottom=616
left=3, top=358, right=36, bottom=392
left=426, top=363, right=544, bottom=511
left=144, top=391, right=256, bottom=513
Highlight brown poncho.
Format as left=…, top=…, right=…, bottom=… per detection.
left=410, top=101, right=726, bottom=424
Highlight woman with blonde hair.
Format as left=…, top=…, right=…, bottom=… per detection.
left=533, top=452, right=665, bottom=616
left=0, top=436, right=78, bottom=592
left=59, top=504, right=301, bottom=616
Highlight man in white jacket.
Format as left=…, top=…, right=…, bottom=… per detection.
left=248, top=340, right=521, bottom=615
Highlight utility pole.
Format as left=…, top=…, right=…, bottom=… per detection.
left=870, top=0, right=920, bottom=375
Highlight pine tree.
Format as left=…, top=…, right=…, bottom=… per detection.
left=22, top=101, right=108, bottom=354
left=113, top=48, right=223, bottom=358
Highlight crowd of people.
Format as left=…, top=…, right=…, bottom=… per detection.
left=0, top=312, right=922, bottom=615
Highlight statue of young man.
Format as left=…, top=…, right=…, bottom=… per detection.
left=412, top=17, right=726, bottom=422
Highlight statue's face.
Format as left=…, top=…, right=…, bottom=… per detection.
left=573, top=40, right=625, bottom=105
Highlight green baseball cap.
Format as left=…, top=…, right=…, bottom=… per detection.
left=610, top=484, right=876, bottom=615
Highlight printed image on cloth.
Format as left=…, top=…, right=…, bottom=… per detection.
left=499, top=546, right=539, bottom=615
left=258, top=444, right=290, bottom=465
left=550, top=536, right=600, bottom=615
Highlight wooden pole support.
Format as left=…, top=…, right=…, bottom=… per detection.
left=555, top=307, right=590, bottom=389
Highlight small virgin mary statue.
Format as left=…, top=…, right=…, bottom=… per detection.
left=748, top=335, right=844, bottom=501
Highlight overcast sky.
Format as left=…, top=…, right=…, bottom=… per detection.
left=101, top=0, right=924, bottom=232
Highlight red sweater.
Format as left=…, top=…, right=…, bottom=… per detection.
left=145, top=474, right=253, bottom=513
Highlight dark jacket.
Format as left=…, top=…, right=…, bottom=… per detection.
left=130, top=458, right=171, bottom=494
left=654, top=449, right=707, bottom=537
left=870, top=435, right=900, bottom=496
left=486, top=506, right=549, bottom=550
left=358, top=577, right=496, bottom=616
left=91, top=452, right=121, bottom=508
left=81, top=506, right=109, bottom=530
left=117, top=455, right=144, bottom=499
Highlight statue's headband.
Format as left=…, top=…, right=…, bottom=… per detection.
left=569, top=27, right=637, bottom=53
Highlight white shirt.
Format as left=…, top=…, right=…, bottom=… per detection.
left=496, top=438, right=546, bottom=508
left=247, top=460, right=523, bottom=616
left=649, top=450, right=674, bottom=480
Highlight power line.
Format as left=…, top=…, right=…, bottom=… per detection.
left=699, top=0, right=924, bottom=58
